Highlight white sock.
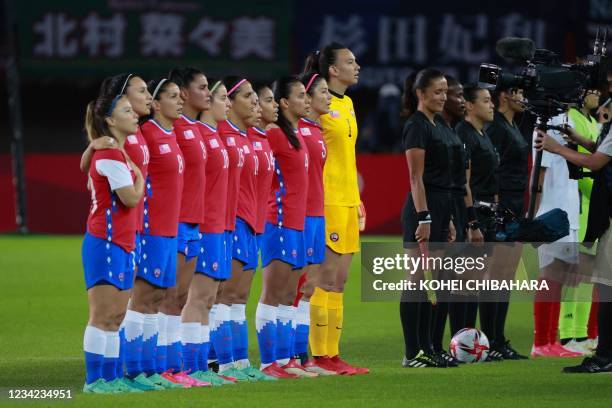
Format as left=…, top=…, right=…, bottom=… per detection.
left=167, top=315, right=181, bottom=346
left=124, top=310, right=145, bottom=342
left=256, top=303, right=277, bottom=369
left=230, top=303, right=246, bottom=322
left=105, top=330, right=120, bottom=359
left=276, top=305, right=295, bottom=366
left=209, top=304, right=219, bottom=332
left=296, top=300, right=310, bottom=327
left=142, top=313, right=158, bottom=343
left=157, top=312, right=168, bottom=348
left=215, top=304, right=231, bottom=328
left=201, top=324, right=210, bottom=343
left=84, top=325, right=107, bottom=355
left=181, top=322, right=202, bottom=345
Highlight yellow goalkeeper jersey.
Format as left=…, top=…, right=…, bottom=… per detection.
left=320, top=91, right=360, bottom=206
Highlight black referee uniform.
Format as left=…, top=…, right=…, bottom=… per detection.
left=400, top=110, right=453, bottom=367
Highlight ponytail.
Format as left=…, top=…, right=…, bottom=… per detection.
left=303, top=42, right=346, bottom=81
left=272, top=76, right=302, bottom=150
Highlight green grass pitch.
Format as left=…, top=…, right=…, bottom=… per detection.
left=1, top=235, right=612, bottom=407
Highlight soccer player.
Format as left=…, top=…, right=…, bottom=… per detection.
left=293, top=72, right=336, bottom=376
left=213, top=77, right=257, bottom=381
left=302, top=42, right=369, bottom=375
left=455, top=85, right=502, bottom=362
left=126, top=78, right=190, bottom=388
left=183, top=79, right=236, bottom=386
left=484, top=86, right=530, bottom=360
left=434, top=76, right=479, bottom=364
left=399, top=69, right=454, bottom=368
left=256, top=76, right=312, bottom=379
left=79, top=74, right=154, bottom=389
left=153, top=67, right=210, bottom=387
left=535, top=124, right=612, bottom=374
left=558, top=88, right=602, bottom=354
left=81, top=86, right=144, bottom=393
left=530, top=109, right=582, bottom=358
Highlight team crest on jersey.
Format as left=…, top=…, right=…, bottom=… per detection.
left=330, top=232, right=339, bottom=242
left=127, top=135, right=138, bottom=144
left=183, top=129, right=195, bottom=140
left=291, top=249, right=298, bottom=258
left=154, top=268, right=162, bottom=278
left=212, top=262, right=219, bottom=271
left=253, top=141, right=262, bottom=151
left=300, top=127, right=311, bottom=136
left=209, top=139, right=219, bottom=148
left=329, top=110, right=340, bottom=118
left=159, top=144, right=171, bottom=154
left=226, top=137, right=236, bottom=146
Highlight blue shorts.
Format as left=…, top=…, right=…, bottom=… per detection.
left=225, top=230, right=233, bottom=276
left=245, top=233, right=262, bottom=271
left=261, top=222, right=306, bottom=269
left=82, top=232, right=135, bottom=291
left=196, top=232, right=229, bottom=280
left=135, top=231, right=142, bottom=265
left=233, top=218, right=258, bottom=271
left=177, top=222, right=201, bottom=261
left=137, top=234, right=177, bottom=288
left=304, top=216, right=326, bottom=265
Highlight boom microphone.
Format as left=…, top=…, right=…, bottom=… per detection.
left=495, top=37, right=536, bottom=61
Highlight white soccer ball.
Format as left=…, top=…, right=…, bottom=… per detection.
left=449, top=328, right=490, bottom=363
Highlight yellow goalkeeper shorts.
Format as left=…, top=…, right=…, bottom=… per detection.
left=324, top=205, right=360, bottom=254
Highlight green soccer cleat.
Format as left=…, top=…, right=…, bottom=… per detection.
left=83, top=378, right=117, bottom=394
left=219, top=367, right=251, bottom=382
left=125, top=373, right=164, bottom=391
left=107, top=378, right=145, bottom=393
left=240, top=366, right=278, bottom=381
left=148, top=372, right=185, bottom=389
left=191, top=370, right=236, bottom=386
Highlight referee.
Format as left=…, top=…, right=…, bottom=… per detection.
left=400, top=68, right=454, bottom=368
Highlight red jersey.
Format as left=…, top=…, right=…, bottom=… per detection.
left=174, top=115, right=207, bottom=224
left=140, top=119, right=184, bottom=237
left=217, top=119, right=246, bottom=231
left=266, top=126, right=309, bottom=231
left=235, top=128, right=259, bottom=231
left=247, top=127, right=275, bottom=234
left=87, top=149, right=137, bottom=252
left=197, top=121, right=229, bottom=234
left=298, top=118, right=326, bottom=217
left=123, top=127, right=149, bottom=232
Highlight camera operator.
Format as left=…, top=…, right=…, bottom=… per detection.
left=535, top=122, right=612, bottom=373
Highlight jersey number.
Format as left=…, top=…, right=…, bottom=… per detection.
left=221, top=149, right=229, bottom=169
left=177, top=154, right=184, bottom=174
left=318, top=140, right=326, bottom=158
left=140, top=145, right=150, bottom=165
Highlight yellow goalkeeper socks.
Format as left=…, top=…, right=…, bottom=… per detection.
left=326, top=291, right=344, bottom=357
left=309, top=287, right=329, bottom=357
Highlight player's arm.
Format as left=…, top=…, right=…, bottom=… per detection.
left=406, top=148, right=430, bottom=242
left=80, top=137, right=118, bottom=172
left=464, top=162, right=483, bottom=243
left=97, top=155, right=144, bottom=208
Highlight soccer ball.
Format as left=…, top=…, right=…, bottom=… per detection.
left=449, top=328, right=490, bottom=363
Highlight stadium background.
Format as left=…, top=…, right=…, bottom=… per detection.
left=1, top=0, right=610, bottom=235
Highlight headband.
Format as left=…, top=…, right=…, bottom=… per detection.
left=152, top=78, right=168, bottom=100
left=119, top=73, right=133, bottom=96
left=305, top=73, right=319, bottom=93
left=227, top=78, right=247, bottom=96
left=210, top=80, right=222, bottom=94
left=105, top=94, right=123, bottom=117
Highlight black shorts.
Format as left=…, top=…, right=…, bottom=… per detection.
left=402, top=189, right=452, bottom=244
left=499, top=190, right=526, bottom=217
left=451, top=190, right=467, bottom=243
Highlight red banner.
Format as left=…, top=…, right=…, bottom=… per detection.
left=0, top=153, right=409, bottom=234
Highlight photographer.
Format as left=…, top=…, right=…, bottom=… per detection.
left=535, top=124, right=612, bottom=373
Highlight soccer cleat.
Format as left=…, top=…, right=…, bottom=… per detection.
left=147, top=372, right=185, bottom=389
left=303, top=360, right=337, bottom=376
left=172, top=371, right=211, bottom=387
left=191, top=370, right=236, bottom=386
left=126, top=373, right=164, bottom=391
left=312, top=356, right=347, bottom=375
left=281, top=359, right=319, bottom=378
left=106, top=378, right=144, bottom=393
left=549, top=343, right=584, bottom=358
left=159, top=371, right=192, bottom=389
left=330, top=356, right=370, bottom=374
left=83, top=378, right=117, bottom=394
left=261, top=362, right=299, bottom=379
left=563, top=356, right=612, bottom=373
left=484, top=349, right=504, bottom=362
left=530, top=344, right=552, bottom=358
left=563, top=339, right=594, bottom=356
left=586, top=337, right=598, bottom=351
left=219, top=367, right=252, bottom=382
left=402, top=350, right=444, bottom=368
left=495, top=341, right=528, bottom=360
left=435, top=350, right=459, bottom=367
left=240, top=365, right=278, bottom=381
